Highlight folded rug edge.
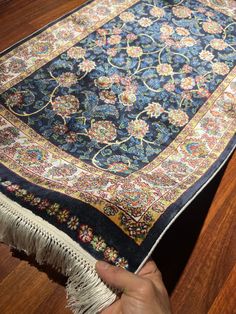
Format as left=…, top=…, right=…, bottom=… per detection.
left=0, top=191, right=116, bottom=314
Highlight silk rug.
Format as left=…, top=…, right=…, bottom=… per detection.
left=0, top=0, right=235, bottom=313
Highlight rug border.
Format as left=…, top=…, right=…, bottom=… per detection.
left=136, top=137, right=236, bottom=272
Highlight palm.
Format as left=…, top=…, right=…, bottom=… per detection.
left=100, top=261, right=164, bottom=314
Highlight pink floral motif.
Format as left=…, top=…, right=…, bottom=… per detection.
left=119, top=11, right=135, bottom=22
left=202, top=21, right=223, bottom=34
left=182, top=64, right=193, bottom=73
left=212, top=62, right=230, bottom=75
left=168, top=109, right=189, bottom=127
left=126, top=33, right=137, bottom=41
left=97, top=28, right=108, bottom=36
left=95, top=76, right=112, bottom=89
left=38, top=199, right=50, bottom=210
left=150, top=7, right=165, bottom=18
left=67, top=46, right=86, bottom=59
left=108, top=35, right=122, bottom=45
left=172, top=6, right=192, bottom=18
left=160, top=24, right=174, bottom=36
left=127, top=46, right=143, bottom=58
left=138, top=17, right=153, bottom=27
left=146, top=102, right=164, bottom=118
left=163, top=82, right=175, bottom=92
left=79, top=59, right=96, bottom=72
left=107, top=48, right=117, bottom=57
left=88, top=121, right=117, bottom=143
left=180, top=37, right=197, bottom=47
left=66, top=132, right=78, bottom=143
left=53, top=123, right=68, bottom=135
left=119, top=91, right=136, bottom=107
left=176, top=27, right=190, bottom=36
left=56, top=72, right=77, bottom=87
left=52, top=95, right=79, bottom=118
left=6, top=184, right=20, bottom=192
left=112, top=27, right=122, bottom=35
left=127, top=120, right=149, bottom=139
left=180, top=77, right=195, bottom=90
left=199, top=50, right=214, bottom=62
left=104, top=247, right=118, bottom=262
left=99, top=90, right=117, bottom=104
left=78, top=224, right=94, bottom=243
left=6, top=92, right=23, bottom=108
left=156, top=63, right=174, bottom=76
left=210, top=39, right=228, bottom=51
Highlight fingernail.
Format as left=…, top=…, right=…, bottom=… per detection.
left=96, top=261, right=110, bottom=270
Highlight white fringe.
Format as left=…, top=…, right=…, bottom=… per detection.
left=0, top=191, right=117, bottom=314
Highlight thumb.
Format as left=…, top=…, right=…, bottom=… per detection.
left=96, top=261, right=141, bottom=292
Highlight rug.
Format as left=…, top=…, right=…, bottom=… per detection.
left=0, top=0, right=235, bottom=312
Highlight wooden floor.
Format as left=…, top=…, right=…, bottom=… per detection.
left=0, top=1, right=236, bottom=313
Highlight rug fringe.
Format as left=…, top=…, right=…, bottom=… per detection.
left=0, top=191, right=116, bottom=314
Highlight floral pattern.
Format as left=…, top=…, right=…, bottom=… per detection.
left=0, top=178, right=128, bottom=268
left=1, top=0, right=235, bottom=179
left=88, top=121, right=117, bottom=144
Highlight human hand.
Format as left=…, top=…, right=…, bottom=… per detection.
left=96, top=259, right=172, bottom=314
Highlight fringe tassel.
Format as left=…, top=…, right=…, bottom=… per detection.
left=0, top=192, right=117, bottom=314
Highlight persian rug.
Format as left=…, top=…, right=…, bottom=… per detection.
left=0, top=0, right=235, bottom=312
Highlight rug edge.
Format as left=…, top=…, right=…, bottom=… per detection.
left=135, top=139, right=236, bottom=273
left=0, top=191, right=116, bottom=314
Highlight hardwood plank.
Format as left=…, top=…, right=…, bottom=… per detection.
left=0, top=246, right=21, bottom=282
left=0, top=0, right=85, bottom=51
left=171, top=153, right=236, bottom=314
left=208, top=264, right=236, bottom=314
left=35, top=286, right=71, bottom=314
left=0, top=261, right=55, bottom=313
left=0, top=244, right=70, bottom=314
left=201, top=153, right=236, bottom=233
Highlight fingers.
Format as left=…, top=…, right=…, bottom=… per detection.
left=138, top=259, right=161, bottom=277
left=96, top=261, right=141, bottom=292
left=96, top=260, right=172, bottom=314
